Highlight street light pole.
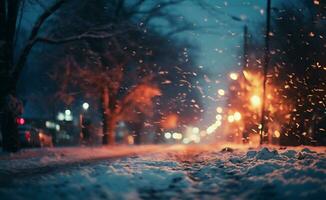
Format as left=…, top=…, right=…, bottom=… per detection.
left=260, top=0, right=271, bottom=144
left=243, top=25, right=248, bottom=70
left=80, top=102, right=89, bottom=144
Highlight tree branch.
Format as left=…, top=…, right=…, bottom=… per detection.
left=125, top=0, right=146, bottom=19
left=138, top=0, right=186, bottom=25
left=11, top=0, right=66, bottom=81
left=35, top=29, right=131, bottom=44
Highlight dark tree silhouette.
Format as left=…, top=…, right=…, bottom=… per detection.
left=1, top=0, right=196, bottom=151
left=40, top=0, right=203, bottom=144
left=0, top=0, right=66, bottom=152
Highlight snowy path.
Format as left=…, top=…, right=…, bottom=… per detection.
left=0, top=145, right=325, bottom=200
left=0, top=145, right=177, bottom=178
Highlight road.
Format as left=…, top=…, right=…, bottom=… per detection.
left=0, top=144, right=325, bottom=200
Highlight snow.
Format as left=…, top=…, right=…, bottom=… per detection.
left=0, top=145, right=325, bottom=200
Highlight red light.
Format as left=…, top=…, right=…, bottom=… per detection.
left=25, top=131, right=31, bottom=141
left=16, top=117, right=25, bottom=125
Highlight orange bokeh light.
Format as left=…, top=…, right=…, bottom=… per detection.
left=250, top=95, right=261, bottom=107
left=161, top=114, right=178, bottom=129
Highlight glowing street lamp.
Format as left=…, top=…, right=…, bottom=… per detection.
left=57, top=112, right=65, bottom=121
left=227, top=115, right=235, bottom=123
left=216, top=107, right=223, bottom=113
left=172, top=132, right=183, bottom=140
left=182, top=138, right=190, bottom=144
left=192, top=127, right=200, bottom=134
left=234, top=112, right=242, bottom=121
left=229, top=72, right=239, bottom=80
left=82, top=102, right=90, bottom=110
left=63, top=109, right=73, bottom=121
left=218, top=89, right=225, bottom=96
left=250, top=95, right=261, bottom=107
left=206, top=123, right=216, bottom=134
left=274, top=130, right=280, bottom=138
left=216, top=120, right=222, bottom=126
left=216, top=114, right=222, bottom=121
left=164, top=132, right=172, bottom=139
left=65, top=109, right=71, bottom=115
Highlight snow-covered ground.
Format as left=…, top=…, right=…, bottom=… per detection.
left=0, top=145, right=325, bottom=200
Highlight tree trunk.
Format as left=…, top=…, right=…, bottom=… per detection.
left=102, top=86, right=109, bottom=144
left=101, top=86, right=115, bottom=145
left=0, top=56, right=21, bottom=152
left=0, top=0, right=66, bottom=152
left=0, top=39, right=19, bottom=153
left=0, top=105, right=20, bottom=152
left=107, top=117, right=116, bottom=145
left=0, top=93, right=22, bottom=152
left=0, top=0, right=21, bottom=152
left=133, top=122, right=142, bottom=145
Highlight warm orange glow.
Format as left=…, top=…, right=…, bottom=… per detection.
left=274, top=130, right=280, bottom=138
left=249, top=133, right=260, bottom=147
left=200, top=130, right=206, bottom=137
left=227, top=115, right=235, bottom=123
left=250, top=95, right=261, bottom=107
left=161, top=114, right=178, bottom=129
left=127, top=85, right=161, bottom=105
left=242, top=70, right=250, bottom=80
left=127, top=135, right=134, bottom=144
left=225, top=69, right=291, bottom=144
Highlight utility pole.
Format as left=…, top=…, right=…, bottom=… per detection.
left=241, top=24, right=249, bottom=143
left=243, top=25, right=248, bottom=69
left=260, top=0, right=271, bottom=144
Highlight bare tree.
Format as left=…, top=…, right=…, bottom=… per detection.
left=0, top=0, right=67, bottom=152
left=0, top=0, right=158, bottom=151
left=48, top=0, right=203, bottom=145
left=56, top=57, right=161, bottom=145
left=0, top=0, right=203, bottom=150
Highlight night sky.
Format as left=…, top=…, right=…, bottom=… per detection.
left=170, top=0, right=267, bottom=126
